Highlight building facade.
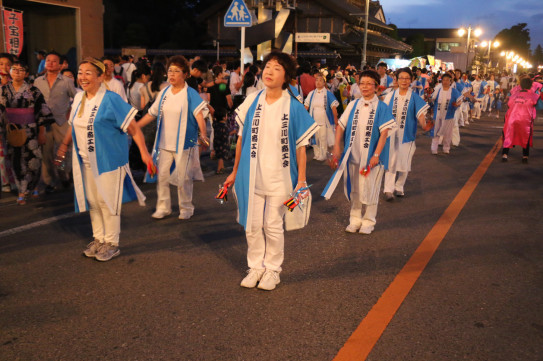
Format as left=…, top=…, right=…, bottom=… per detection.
left=197, top=0, right=411, bottom=66
left=0, top=0, right=103, bottom=71
left=397, top=28, right=481, bottom=72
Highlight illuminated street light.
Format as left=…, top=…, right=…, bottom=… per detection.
left=480, top=39, right=500, bottom=72
left=458, top=25, right=482, bottom=71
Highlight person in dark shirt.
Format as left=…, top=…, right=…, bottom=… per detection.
left=208, top=65, right=233, bottom=111
left=186, top=59, right=207, bottom=91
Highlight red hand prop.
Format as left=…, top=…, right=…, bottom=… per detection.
left=147, top=161, right=157, bottom=177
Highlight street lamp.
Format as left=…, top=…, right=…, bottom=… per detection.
left=480, top=40, right=500, bottom=72
left=458, top=26, right=482, bottom=72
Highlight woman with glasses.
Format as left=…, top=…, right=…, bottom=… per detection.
left=382, top=67, right=429, bottom=201
left=322, top=70, right=396, bottom=235
left=138, top=56, right=209, bottom=221
left=0, top=61, right=54, bottom=204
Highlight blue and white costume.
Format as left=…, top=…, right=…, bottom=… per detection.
left=322, top=96, right=395, bottom=233
left=383, top=89, right=429, bottom=195
left=431, top=87, right=461, bottom=154
left=482, top=80, right=500, bottom=112
left=412, top=77, right=427, bottom=97
left=145, top=84, right=207, bottom=218
left=304, top=88, right=339, bottom=160
left=234, top=89, right=318, bottom=272
left=380, top=74, right=395, bottom=99
left=471, top=79, right=486, bottom=119
left=70, top=84, right=144, bottom=246
left=460, top=78, right=472, bottom=125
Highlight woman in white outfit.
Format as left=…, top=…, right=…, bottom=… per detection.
left=382, top=68, right=428, bottom=201
left=321, top=70, right=396, bottom=235
left=56, top=58, right=151, bottom=262
left=138, top=56, right=209, bottom=220
left=224, top=52, right=318, bottom=291
left=430, top=73, right=462, bottom=154
left=304, top=72, right=339, bottom=161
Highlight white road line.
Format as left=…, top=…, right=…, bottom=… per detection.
left=0, top=173, right=230, bottom=239
left=0, top=188, right=163, bottom=238
left=0, top=212, right=78, bottom=238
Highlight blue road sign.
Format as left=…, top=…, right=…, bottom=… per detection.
left=224, top=0, right=252, bottom=27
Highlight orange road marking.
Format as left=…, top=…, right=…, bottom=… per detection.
left=333, top=138, right=503, bottom=361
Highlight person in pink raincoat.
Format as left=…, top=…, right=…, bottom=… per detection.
left=502, top=77, right=540, bottom=163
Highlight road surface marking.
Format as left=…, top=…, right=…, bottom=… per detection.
left=333, top=138, right=502, bottom=361
left=0, top=189, right=156, bottom=238
left=0, top=213, right=78, bottom=238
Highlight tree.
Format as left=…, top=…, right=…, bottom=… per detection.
left=387, top=23, right=401, bottom=41
left=494, top=23, right=531, bottom=59
left=405, top=33, right=425, bottom=57
left=534, top=45, right=543, bottom=65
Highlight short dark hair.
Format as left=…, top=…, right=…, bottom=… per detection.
left=214, top=107, right=228, bottom=121
left=520, top=77, right=532, bottom=90
left=11, top=60, right=29, bottom=72
left=101, top=56, right=114, bottom=63
left=45, top=51, right=61, bottom=61
left=61, top=69, right=74, bottom=77
left=228, top=60, right=240, bottom=71
left=191, top=59, right=207, bottom=73
left=360, top=70, right=380, bottom=86
left=377, top=62, right=388, bottom=69
left=212, top=65, right=223, bottom=77
left=0, top=53, right=13, bottom=64
left=396, top=67, right=413, bottom=80
left=441, top=73, right=453, bottom=81
left=262, top=51, right=297, bottom=90
left=167, top=55, right=190, bottom=74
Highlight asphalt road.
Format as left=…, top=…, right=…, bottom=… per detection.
left=1, top=112, right=542, bottom=361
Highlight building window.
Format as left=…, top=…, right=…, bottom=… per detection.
left=437, top=42, right=460, bottom=52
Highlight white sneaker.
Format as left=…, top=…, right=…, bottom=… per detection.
left=257, top=270, right=281, bottom=291
left=178, top=210, right=193, bottom=220
left=394, top=190, right=404, bottom=197
left=359, top=226, right=374, bottom=235
left=345, top=224, right=360, bottom=233
left=152, top=209, right=171, bottom=219
left=240, top=268, right=265, bottom=288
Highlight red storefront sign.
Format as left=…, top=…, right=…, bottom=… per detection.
left=2, top=8, right=23, bottom=57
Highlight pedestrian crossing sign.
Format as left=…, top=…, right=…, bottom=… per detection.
left=224, top=0, right=252, bottom=27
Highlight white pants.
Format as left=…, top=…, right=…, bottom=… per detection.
left=452, top=108, right=461, bottom=146
left=384, top=170, right=409, bottom=194
left=313, top=123, right=328, bottom=160
left=432, top=132, right=452, bottom=153
left=246, top=193, right=286, bottom=272
left=481, top=95, right=491, bottom=112
left=83, top=164, right=121, bottom=245
left=42, top=122, right=71, bottom=186
left=156, top=149, right=194, bottom=215
left=461, top=102, right=470, bottom=124
left=348, top=163, right=382, bottom=229
left=473, top=101, right=482, bottom=119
